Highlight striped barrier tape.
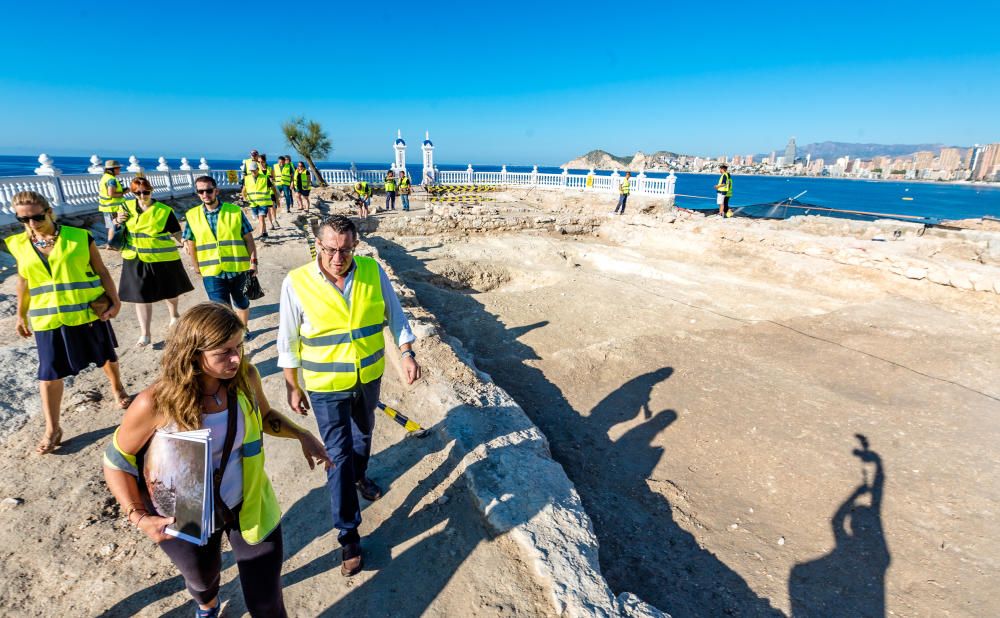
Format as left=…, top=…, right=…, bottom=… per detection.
left=378, top=401, right=428, bottom=436
left=427, top=185, right=502, bottom=194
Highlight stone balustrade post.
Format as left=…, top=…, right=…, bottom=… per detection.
left=198, top=158, right=210, bottom=170
left=350, top=162, right=358, bottom=182
left=127, top=155, right=142, bottom=173
left=87, top=155, right=104, bottom=174
left=158, top=157, right=175, bottom=197
left=34, top=154, right=65, bottom=206
left=610, top=169, right=620, bottom=194
left=637, top=168, right=646, bottom=194
left=586, top=167, right=595, bottom=191
left=179, top=157, right=193, bottom=171
left=561, top=166, right=568, bottom=190
left=666, top=171, right=677, bottom=202
left=531, top=165, right=538, bottom=186
left=466, top=164, right=474, bottom=184
left=500, top=164, right=508, bottom=186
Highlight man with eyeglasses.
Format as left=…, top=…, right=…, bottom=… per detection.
left=277, top=214, right=420, bottom=577
left=183, top=176, right=258, bottom=331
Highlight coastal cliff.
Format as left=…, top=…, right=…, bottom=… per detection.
left=563, top=149, right=680, bottom=171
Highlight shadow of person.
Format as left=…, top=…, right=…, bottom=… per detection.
left=564, top=368, right=783, bottom=617
left=367, top=236, right=782, bottom=616
left=789, top=434, right=890, bottom=617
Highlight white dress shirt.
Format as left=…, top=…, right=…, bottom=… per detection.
left=277, top=258, right=416, bottom=369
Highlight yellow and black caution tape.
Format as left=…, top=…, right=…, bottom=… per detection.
left=304, top=214, right=318, bottom=260
left=426, top=184, right=502, bottom=194
left=378, top=401, right=428, bottom=437
left=427, top=195, right=497, bottom=204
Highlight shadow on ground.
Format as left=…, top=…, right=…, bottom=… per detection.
left=371, top=236, right=784, bottom=617
left=789, top=435, right=890, bottom=617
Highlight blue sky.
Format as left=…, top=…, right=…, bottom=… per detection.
left=2, top=1, right=998, bottom=165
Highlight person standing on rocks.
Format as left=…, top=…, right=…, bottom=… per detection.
left=5, top=190, right=131, bottom=454
left=398, top=171, right=412, bottom=212
left=716, top=164, right=733, bottom=218
left=274, top=156, right=294, bottom=214
left=353, top=179, right=372, bottom=218
left=116, top=177, right=193, bottom=347
left=293, top=161, right=311, bottom=212
left=614, top=171, right=631, bottom=215
left=103, top=302, right=331, bottom=618
left=277, top=214, right=421, bottom=576
left=184, top=176, right=258, bottom=332
left=98, top=160, right=127, bottom=249
left=383, top=170, right=397, bottom=211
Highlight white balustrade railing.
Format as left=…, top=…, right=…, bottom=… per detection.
left=1, top=153, right=676, bottom=226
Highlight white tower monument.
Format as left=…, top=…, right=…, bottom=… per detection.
left=421, top=131, right=434, bottom=184
left=393, top=129, right=406, bottom=175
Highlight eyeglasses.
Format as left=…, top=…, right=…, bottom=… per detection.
left=319, top=245, right=354, bottom=257
left=196, top=188, right=216, bottom=194
left=16, top=213, right=48, bottom=223
left=134, top=190, right=151, bottom=196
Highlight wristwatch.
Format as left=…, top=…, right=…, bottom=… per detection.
left=401, top=349, right=416, bottom=360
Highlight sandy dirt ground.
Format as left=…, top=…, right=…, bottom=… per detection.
left=361, top=195, right=1000, bottom=617
left=0, top=194, right=551, bottom=617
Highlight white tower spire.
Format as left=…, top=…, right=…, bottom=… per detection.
left=393, top=129, right=407, bottom=174
left=421, top=131, right=435, bottom=184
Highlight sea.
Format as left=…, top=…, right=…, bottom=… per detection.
left=3, top=154, right=998, bottom=223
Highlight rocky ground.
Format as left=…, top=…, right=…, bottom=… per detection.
left=1, top=186, right=998, bottom=617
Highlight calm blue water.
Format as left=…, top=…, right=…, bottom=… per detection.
left=2, top=155, right=997, bottom=223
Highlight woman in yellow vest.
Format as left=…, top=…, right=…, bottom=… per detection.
left=292, top=161, right=311, bottom=212
left=116, top=177, right=194, bottom=347
left=103, top=302, right=330, bottom=618
left=5, top=191, right=131, bottom=454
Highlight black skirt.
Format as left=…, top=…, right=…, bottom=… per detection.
left=36, top=320, right=119, bottom=381
left=118, top=258, right=195, bottom=304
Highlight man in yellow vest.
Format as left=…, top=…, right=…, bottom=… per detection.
left=715, top=164, right=734, bottom=218
left=241, top=162, right=277, bottom=240
left=274, top=156, right=294, bottom=214
left=614, top=171, right=631, bottom=215
left=277, top=215, right=421, bottom=576
left=183, top=176, right=258, bottom=329
left=98, top=160, right=126, bottom=248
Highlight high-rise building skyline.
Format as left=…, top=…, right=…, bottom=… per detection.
left=784, top=137, right=797, bottom=166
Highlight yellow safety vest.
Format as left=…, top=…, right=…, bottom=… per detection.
left=243, top=173, right=273, bottom=208
left=120, top=199, right=180, bottom=262
left=384, top=176, right=397, bottom=192
left=718, top=172, right=733, bottom=197
left=620, top=179, right=630, bottom=195
left=103, top=388, right=281, bottom=545
left=355, top=181, right=370, bottom=197
left=295, top=169, right=311, bottom=191
left=99, top=173, right=126, bottom=213
left=288, top=256, right=386, bottom=392
left=184, top=203, right=251, bottom=277
left=398, top=177, right=411, bottom=194
left=241, top=158, right=256, bottom=175
left=274, top=163, right=292, bottom=186
left=5, top=226, right=104, bottom=331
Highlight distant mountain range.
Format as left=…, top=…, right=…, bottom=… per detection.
left=564, top=142, right=970, bottom=170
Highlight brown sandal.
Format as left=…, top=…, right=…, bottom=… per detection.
left=36, top=428, right=63, bottom=454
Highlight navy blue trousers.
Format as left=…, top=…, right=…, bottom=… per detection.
left=309, top=378, right=380, bottom=546
left=615, top=194, right=628, bottom=214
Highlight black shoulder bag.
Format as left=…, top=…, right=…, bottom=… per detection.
left=213, top=388, right=240, bottom=529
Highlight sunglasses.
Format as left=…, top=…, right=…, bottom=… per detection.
left=16, top=213, right=48, bottom=223
left=134, top=190, right=151, bottom=196
left=196, top=188, right=216, bottom=194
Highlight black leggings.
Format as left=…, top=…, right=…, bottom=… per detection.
left=159, top=522, right=287, bottom=617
